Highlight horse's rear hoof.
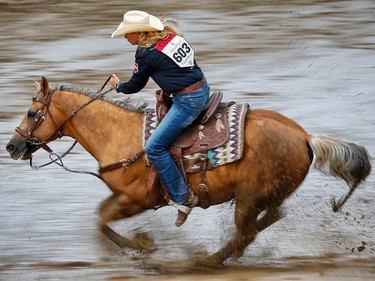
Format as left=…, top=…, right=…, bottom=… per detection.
left=133, top=232, right=155, bottom=251
left=208, top=251, right=231, bottom=265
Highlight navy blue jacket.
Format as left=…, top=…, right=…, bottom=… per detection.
left=116, top=40, right=204, bottom=94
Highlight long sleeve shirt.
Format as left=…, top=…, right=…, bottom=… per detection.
left=116, top=39, right=204, bottom=95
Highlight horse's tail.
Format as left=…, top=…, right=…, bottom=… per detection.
left=308, top=134, right=372, bottom=211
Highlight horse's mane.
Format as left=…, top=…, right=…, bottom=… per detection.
left=54, top=83, right=148, bottom=113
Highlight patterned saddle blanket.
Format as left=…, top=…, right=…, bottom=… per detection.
left=142, top=101, right=249, bottom=173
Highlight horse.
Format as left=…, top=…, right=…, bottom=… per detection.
left=6, top=77, right=372, bottom=263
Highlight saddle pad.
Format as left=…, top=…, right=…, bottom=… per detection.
left=142, top=103, right=249, bottom=168
left=206, top=102, right=248, bottom=167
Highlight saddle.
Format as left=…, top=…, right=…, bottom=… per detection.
left=156, top=91, right=231, bottom=207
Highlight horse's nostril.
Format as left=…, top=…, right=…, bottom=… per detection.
left=6, top=143, right=15, bottom=153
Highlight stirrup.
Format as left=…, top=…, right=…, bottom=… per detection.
left=168, top=200, right=192, bottom=214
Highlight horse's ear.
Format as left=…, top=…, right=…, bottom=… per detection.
left=40, top=76, right=49, bottom=97
left=34, top=81, right=41, bottom=93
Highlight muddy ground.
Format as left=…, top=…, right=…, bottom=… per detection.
left=0, top=1, right=374, bottom=280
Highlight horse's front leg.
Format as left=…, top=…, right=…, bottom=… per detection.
left=98, top=194, right=154, bottom=251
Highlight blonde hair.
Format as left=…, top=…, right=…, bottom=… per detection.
left=138, top=18, right=182, bottom=48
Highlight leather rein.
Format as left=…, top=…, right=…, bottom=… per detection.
left=16, top=77, right=144, bottom=180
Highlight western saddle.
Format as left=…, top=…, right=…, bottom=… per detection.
left=155, top=91, right=232, bottom=208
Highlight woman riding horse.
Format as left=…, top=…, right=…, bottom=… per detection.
left=109, top=10, right=210, bottom=227
left=5, top=76, right=372, bottom=262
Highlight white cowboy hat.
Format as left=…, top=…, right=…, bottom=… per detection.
left=111, top=10, right=164, bottom=38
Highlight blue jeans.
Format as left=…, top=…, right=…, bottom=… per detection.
left=145, top=81, right=210, bottom=204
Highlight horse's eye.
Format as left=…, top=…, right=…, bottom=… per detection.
left=27, top=110, right=37, bottom=118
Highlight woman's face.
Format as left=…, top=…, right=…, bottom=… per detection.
left=124, top=32, right=140, bottom=45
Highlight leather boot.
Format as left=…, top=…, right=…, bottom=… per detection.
left=175, top=190, right=199, bottom=227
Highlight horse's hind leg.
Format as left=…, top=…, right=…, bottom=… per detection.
left=98, top=194, right=154, bottom=251
left=256, top=206, right=283, bottom=233
left=210, top=195, right=259, bottom=263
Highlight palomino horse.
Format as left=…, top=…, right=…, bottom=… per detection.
left=6, top=77, right=372, bottom=262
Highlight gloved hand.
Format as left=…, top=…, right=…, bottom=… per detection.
left=110, top=74, right=121, bottom=89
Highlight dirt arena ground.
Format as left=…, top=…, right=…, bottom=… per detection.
left=1, top=1, right=374, bottom=280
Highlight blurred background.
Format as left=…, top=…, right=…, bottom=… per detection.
left=0, top=1, right=374, bottom=280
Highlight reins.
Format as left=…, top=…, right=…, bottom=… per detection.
left=31, top=142, right=102, bottom=180
left=43, top=76, right=113, bottom=145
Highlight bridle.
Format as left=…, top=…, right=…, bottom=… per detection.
left=15, top=77, right=112, bottom=154
left=15, top=89, right=58, bottom=153
left=13, top=76, right=144, bottom=179
left=13, top=77, right=114, bottom=179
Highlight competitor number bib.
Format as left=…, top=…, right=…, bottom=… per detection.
left=156, top=34, right=195, bottom=68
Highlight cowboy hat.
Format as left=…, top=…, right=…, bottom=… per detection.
left=111, top=10, right=164, bottom=38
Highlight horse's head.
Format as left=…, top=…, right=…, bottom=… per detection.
left=6, top=77, right=61, bottom=160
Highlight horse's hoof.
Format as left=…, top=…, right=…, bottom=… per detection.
left=133, top=232, right=155, bottom=251
left=207, top=252, right=229, bottom=265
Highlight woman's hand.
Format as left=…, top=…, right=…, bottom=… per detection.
left=110, top=74, right=120, bottom=89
